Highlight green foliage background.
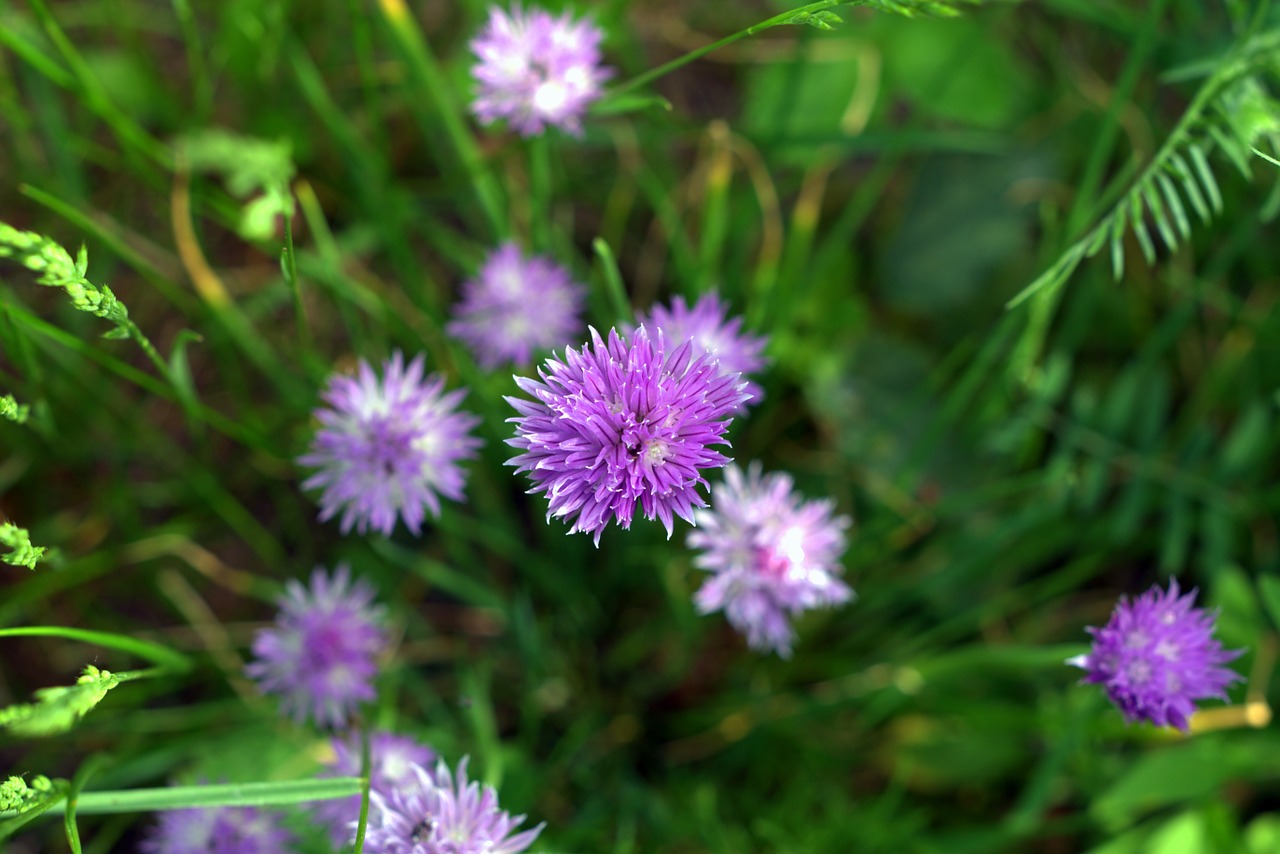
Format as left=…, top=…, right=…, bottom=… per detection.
left=2, top=0, right=1280, bottom=851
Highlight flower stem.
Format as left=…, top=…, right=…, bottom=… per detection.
left=603, top=1, right=846, bottom=101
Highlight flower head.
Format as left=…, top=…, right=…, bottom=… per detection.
left=299, top=351, right=482, bottom=536
left=140, top=804, right=293, bottom=854
left=314, top=731, right=439, bottom=848
left=636, top=293, right=768, bottom=411
left=448, top=243, right=586, bottom=369
left=470, top=5, right=611, bottom=136
left=1068, top=578, right=1244, bottom=731
left=506, top=326, right=751, bottom=545
left=365, top=756, right=543, bottom=854
left=689, top=463, right=852, bottom=657
left=246, top=565, right=386, bottom=729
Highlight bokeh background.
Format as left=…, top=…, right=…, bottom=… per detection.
left=2, top=0, right=1280, bottom=851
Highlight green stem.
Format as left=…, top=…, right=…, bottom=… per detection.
left=603, top=1, right=845, bottom=100
left=379, top=1, right=506, bottom=240
left=353, top=726, right=372, bottom=853
left=592, top=238, right=632, bottom=327
left=281, top=200, right=309, bottom=349
left=0, top=779, right=363, bottom=818
left=64, top=755, right=109, bottom=854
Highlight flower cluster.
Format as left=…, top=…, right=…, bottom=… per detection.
left=689, top=463, right=853, bottom=657
left=245, top=564, right=386, bottom=729
left=448, top=242, right=586, bottom=369
left=1068, top=578, right=1243, bottom=731
left=298, top=351, right=482, bottom=537
left=470, top=5, right=610, bottom=136
left=314, top=731, right=439, bottom=847
left=140, top=803, right=293, bottom=854
left=506, top=325, right=751, bottom=544
left=365, top=756, right=543, bottom=854
left=636, top=293, right=768, bottom=411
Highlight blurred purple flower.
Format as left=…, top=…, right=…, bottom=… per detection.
left=314, top=731, right=439, bottom=848
left=365, top=756, right=543, bottom=854
left=140, top=804, right=293, bottom=854
left=506, top=326, right=750, bottom=545
left=469, top=5, right=611, bottom=136
left=246, top=565, right=386, bottom=729
left=689, top=463, right=852, bottom=658
left=448, top=243, right=586, bottom=369
left=636, top=293, right=767, bottom=411
left=299, top=351, right=482, bottom=536
left=1068, top=578, right=1244, bottom=731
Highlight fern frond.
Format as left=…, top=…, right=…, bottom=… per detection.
left=1008, top=30, right=1280, bottom=309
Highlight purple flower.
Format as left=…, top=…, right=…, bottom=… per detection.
left=689, top=463, right=853, bottom=658
left=365, top=756, right=543, bottom=854
left=140, top=804, right=293, bottom=854
left=298, top=351, right=482, bottom=536
left=469, top=5, right=611, bottom=136
left=448, top=243, right=586, bottom=369
left=1068, top=578, right=1244, bottom=731
left=636, top=293, right=768, bottom=411
left=245, top=565, right=386, bottom=729
left=314, top=731, right=439, bottom=848
left=506, top=326, right=751, bottom=545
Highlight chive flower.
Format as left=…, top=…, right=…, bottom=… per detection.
left=245, top=565, right=386, bottom=729
left=506, top=326, right=751, bottom=545
left=140, top=804, right=294, bottom=854
left=469, top=5, right=611, bottom=136
left=365, top=756, right=543, bottom=854
left=689, top=463, right=853, bottom=657
left=314, top=731, right=438, bottom=848
left=448, top=243, right=586, bottom=369
left=636, top=293, right=768, bottom=412
left=299, top=351, right=482, bottom=537
left=1068, top=578, right=1244, bottom=731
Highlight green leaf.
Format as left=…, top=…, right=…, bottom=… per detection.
left=1129, top=190, right=1156, bottom=265
left=0, top=521, right=46, bottom=569
left=0, top=626, right=193, bottom=672
left=1189, top=144, right=1223, bottom=213
left=1141, top=180, right=1178, bottom=251
left=1092, top=737, right=1280, bottom=830
left=1167, top=152, right=1212, bottom=222
left=0, top=665, right=128, bottom=737
left=589, top=93, right=673, bottom=118
left=0, top=393, right=30, bottom=424
left=0, top=777, right=362, bottom=818
left=1256, top=574, right=1280, bottom=633
left=1155, top=171, right=1191, bottom=239
left=0, top=775, right=66, bottom=841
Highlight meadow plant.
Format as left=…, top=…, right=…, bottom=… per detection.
left=364, top=757, right=543, bottom=854
left=469, top=5, right=611, bottom=136
left=634, top=293, right=769, bottom=412
left=447, top=243, right=586, bottom=369
left=506, top=326, right=751, bottom=544
left=299, top=353, right=483, bottom=536
left=3, top=0, right=1280, bottom=850
left=1069, top=579, right=1244, bottom=731
left=314, top=731, right=438, bottom=848
left=690, top=463, right=853, bottom=657
left=245, top=565, right=387, bottom=728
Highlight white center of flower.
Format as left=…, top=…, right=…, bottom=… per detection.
left=644, top=440, right=673, bottom=466
left=1125, top=659, right=1152, bottom=685
left=534, top=81, right=569, bottom=114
